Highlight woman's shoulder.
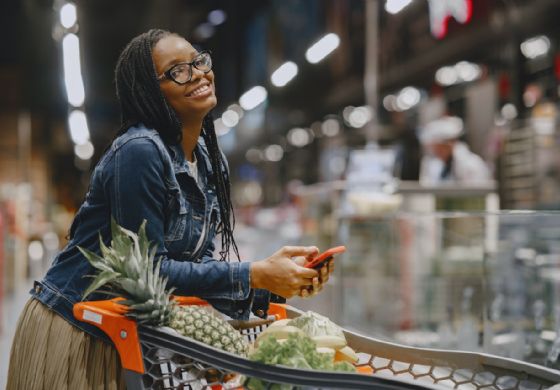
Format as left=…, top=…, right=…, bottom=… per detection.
left=112, top=123, right=164, bottom=150
left=101, top=124, right=171, bottom=169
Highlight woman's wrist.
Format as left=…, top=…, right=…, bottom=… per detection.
left=250, top=261, right=264, bottom=289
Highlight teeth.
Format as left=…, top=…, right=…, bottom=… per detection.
left=189, top=85, right=210, bottom=97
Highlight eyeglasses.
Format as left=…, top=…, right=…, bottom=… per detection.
left=157, top=51, right=212, bottom=85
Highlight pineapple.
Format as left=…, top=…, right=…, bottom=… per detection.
left=79, top=219, right=249, bottom=357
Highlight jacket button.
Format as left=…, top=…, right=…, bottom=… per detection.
left=255, top=310, right=265, bottom=317
left=34, top=285, right=42, bottom=294
left=237, top=309, right=244, bottom=314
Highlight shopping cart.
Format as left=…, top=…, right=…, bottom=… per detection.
left=73, top=297, right=560, bottom=390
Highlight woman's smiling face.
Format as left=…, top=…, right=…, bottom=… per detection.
left=152, top=35, right=217, bottom=122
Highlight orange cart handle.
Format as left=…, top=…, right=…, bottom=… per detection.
left=73, top=299, right=144, bottom=373
left=73, top=296, right=290, bottom=374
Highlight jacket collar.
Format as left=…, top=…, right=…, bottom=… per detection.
left=168, top=136, right=213, bottom=176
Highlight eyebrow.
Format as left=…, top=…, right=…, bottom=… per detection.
left=161, top=51, right=201, bottom=72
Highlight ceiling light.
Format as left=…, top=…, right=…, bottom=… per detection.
left=60, top=3, right=77, bottom=29
left=239, top=86, right=267, bottom=110
left=221, top=109, right=240, bottom=127
left=213, top=118, right=231, bottom=137
left=264, top=144, right=284, bottom=162
left=74, top=141, right=94, bottom=160
left=194, top=23, right=215, bottom=40
left=521, top=35, right=551, bottom=59
left=227, top=104, right=244, bottom=119
left=208, top=9, right=227, bottom=26
left=348, top=106, right=373, bottom=128
left=435, top=66, right=458, bottom=86
left=342, top=106, right=355, bottom=123
left=455, top=61, right=481, bottom=82
left=385, top=0, right=413, bottom=15
left=322, top=118, right=340, bottom=137
left=62, top=33, right=85, bottom=107
left=383, top=95, right=397, bottom=112
left=271, top=61, right=298, bottom=87
left=68, top=109, right=90, bottom=145
left=305, top=33, right=340, bottom=64
left=287, top=127, right=312, bottom=147
left=396, top=87, right=421, bottom=110
left=501, top=103, right=518, bottom=120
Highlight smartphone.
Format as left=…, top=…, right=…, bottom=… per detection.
left=304, top=246, right=346, bottom=269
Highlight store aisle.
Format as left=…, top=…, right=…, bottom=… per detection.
left=0, top=279, right=32, bottom=390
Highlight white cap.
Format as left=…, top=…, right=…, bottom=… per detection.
left=420, top=116, right=464, bottom=144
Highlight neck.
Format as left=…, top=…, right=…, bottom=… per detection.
left=180, top=116, right=204, bottom=162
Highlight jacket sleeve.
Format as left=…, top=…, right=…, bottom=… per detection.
left=104, top=137, right=264, bottom=320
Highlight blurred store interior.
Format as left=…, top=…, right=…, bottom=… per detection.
left=1, top=0, right=560, bottom=382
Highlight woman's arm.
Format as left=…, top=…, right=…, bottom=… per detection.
left=105, top=137, right=319, bottom=319
left=105, top=138, right=256, bottom=318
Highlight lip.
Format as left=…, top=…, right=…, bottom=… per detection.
left=185, top=82, right=213, bottom=99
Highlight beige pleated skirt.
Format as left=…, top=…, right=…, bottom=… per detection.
left=7, top=298, right=126, bottom=390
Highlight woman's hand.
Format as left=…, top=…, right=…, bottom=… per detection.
left=250, top=246, right=319, bottom=299
left=293, top=257, right=335, bottom=298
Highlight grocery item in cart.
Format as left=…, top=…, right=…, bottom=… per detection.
left=79, top=219, right=249, bottom=357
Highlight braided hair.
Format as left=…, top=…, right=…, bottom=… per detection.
left=114, top=28, right=239, bottom=261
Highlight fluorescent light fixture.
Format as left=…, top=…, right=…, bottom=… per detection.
left=68, top=109, right=90, bottom=145
left=227, top=103, right=244, bottom=119
left=287, top=127, right=312, bottom=147
left=239, top=86, right=267, bottom=110
left=213, top=118, right=231, bottom=137
left=263, top=144, right=284, bottom=162
left=305, top=33, right=340, bottom=64
left=271, top=61, right=298, bottom=87
left=396, top=87, right=421, bottom=111
left=208, top=9, right=227, bottom=26
left=455, top=61, right=481, bottom=82
left=194, top=23, right=215, bottom=40
left=321, top=118, right=340, bottom=137
left=435, top=66, right=458, bottom=86
left=348, top=106, right=373, bottom=128
left=385, top=0, right=413, bottom=15
left=521, top=35, right=551, bottom=59
left=74, top=141, right=94, bottom=160
left=501, top=103, right=518, bottom=120
left=221, top=109, right=240, bottom=128
left=60, top=3, right=77, bottom=29
left=383, top=95, right=397, bottom=112
left=436, top=62, right=481, bottom=86
left=62, top=33, right=85, bottom=107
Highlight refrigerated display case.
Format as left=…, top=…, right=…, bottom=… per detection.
left=294, top=209, right=560, bottom=371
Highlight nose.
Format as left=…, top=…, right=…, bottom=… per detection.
left=190, top=66, right=207, bottom=81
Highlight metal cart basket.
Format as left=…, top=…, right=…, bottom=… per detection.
left=73, top=297, right=560, bottom=390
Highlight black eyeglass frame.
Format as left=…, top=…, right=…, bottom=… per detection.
left=156, top=50, right=213, bottom=85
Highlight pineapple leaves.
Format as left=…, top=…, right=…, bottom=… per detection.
left=78, top=246, right=113, bottom=273
left=79, top=219, right=180, bottom=328
left=82, top=270, right=119, bottom=299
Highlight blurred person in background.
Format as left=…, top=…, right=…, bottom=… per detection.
left=7, top=29, right=333, bottom=389
left=419, top=116, right=491, bottom=185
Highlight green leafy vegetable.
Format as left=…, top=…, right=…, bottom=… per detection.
left=288, top=311, right=346, bottom=339
left=246, top=334, right=355, bottom=390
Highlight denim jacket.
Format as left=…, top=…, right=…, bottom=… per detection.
left=32, top=124, right=271, bottom=343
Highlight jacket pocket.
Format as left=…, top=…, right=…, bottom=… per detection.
left=164, top=192, right=190, bottom=242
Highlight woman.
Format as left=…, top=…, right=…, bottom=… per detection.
left=7, top=29, right=332, bottom=389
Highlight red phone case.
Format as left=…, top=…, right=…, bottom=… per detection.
left=305, top=246, right=346, bottom=269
